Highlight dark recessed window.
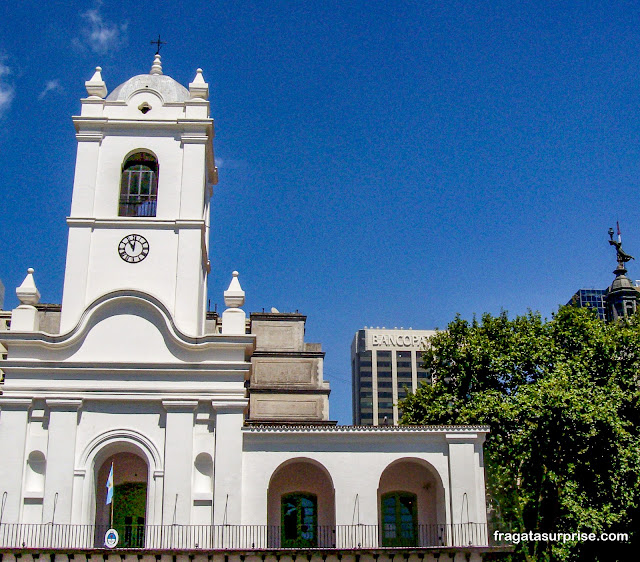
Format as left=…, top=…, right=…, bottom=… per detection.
left=119, top=152, right=158, bottom=217
left=381, top=492, right=418, bottom=547
left=281, top=493, right=317, bottom=548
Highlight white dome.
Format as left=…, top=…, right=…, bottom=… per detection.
left=107, top=74, right=189, bottom=103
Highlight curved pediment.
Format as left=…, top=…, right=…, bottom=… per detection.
left=2, top=291, right=254, bottom=364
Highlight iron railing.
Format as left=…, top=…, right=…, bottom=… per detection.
left=0, top=523, right=493, bottom=550
left=118, top=199, right=157, bottom=217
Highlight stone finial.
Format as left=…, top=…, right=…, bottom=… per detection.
left=12, top=268, right=41, bottom=331
left=224, top=271, right=245, bottom=308
left=189, top=68, right=209, bottom=100
left=16, top=268, right=40, bottom=306
left=222, top=271, right=246, bottom=335
left=85, top=66, right=108, bottom=98
left=150, top=54, right=163, bottom=75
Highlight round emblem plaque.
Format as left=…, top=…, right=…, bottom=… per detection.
left=105, top=528, right=119, bottom=548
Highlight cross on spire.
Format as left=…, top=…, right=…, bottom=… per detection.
left=151, top=35, right=166, bottom=55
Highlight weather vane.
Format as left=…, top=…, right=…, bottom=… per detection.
left=151, top=35, right=166, bottom=55
left=608, top=222, right=634, bottom=268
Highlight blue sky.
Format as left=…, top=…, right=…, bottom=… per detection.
left=1, top=1, right=640, bottom=423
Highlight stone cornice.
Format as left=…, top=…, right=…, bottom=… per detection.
left=248, top=387, right=331, bottom=395
left=75, top=132, right=104, bottom=142
left=162, top=399, right=198, bottom=412
left=252, top=351, right=325, bottom=359
left=211, top=397, right=250, bottom=412
left=243, top=424, right=490, bottom=433
left=66, top=218, right=206, bottom=229
left=181, top=133, right=209, bottom=144
left=45, top=398, right=83, bottom=410
left=1, top=361, right=250, bottom=373
left=250, top=312, right=307, bottom=322
left=0, top=398, right=33, bottom=408
left=1, top=391, right=247, bottom=402
left=73, top=116, right=213, bottom=131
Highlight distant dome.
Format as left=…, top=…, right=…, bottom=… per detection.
left=107, top=74, right=189, bottom=103
left=610, top=273, right=634, bottom=292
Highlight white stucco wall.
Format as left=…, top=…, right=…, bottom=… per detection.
left=241, top=427, right=488, bottom=533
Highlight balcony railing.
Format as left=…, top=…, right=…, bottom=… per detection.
left=0, top=523, right=494, bottom=550
left=118, top=199, right=157, bottom=217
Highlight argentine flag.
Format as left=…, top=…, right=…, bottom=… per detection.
left=106, top=463, right=114, bottom=505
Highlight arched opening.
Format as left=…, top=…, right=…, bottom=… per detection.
left=25, top=450, right=46, bottom=494
left=192, top=452, right=214, bottom=526
left=94, top=451, right=148, bottom=547
left=193, top=452, right=213, bottom=494
left=23, top=450, right=46, bottom=523
left=119, top=151, right=158, bottom=217
left=267, top=459, right=335, bottom=548
left=378, top=458, right=446, bottom=547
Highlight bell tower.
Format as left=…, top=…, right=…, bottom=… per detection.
left=60, top=55, right=217, bottom=335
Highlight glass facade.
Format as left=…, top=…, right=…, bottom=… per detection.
left=396, top=350, right=412, bottom=416
left=357, top=348, right=373, bottom=424
left=377, top=351, right=393, bottom=425
left=566, top=289, right=607, bottom=320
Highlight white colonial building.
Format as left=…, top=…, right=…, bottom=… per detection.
left=0, top=56, right=496, bottom=561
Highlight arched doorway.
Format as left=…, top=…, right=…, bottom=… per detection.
left=267, top=459, right=336, bottom=548
left=95, top=451, right=148, bottom=547
left=378, top=458, right=446, bottom=547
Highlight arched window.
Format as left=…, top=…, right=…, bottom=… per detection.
left=281, top=493, right=317, bottom=548
left=381, top=492, right=418, bottom=547
left=119, top=152, right=158, bottom=217
left=625, top=301, right=635, bottom=317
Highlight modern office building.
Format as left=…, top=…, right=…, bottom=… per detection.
left=351, top=328, right=436, bottom=425
left=566, top=289, right=607, bottom=320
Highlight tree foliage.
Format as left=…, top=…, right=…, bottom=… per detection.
left=400, top=306, right=640, bottom=561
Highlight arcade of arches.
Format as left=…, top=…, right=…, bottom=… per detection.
left=266, top=457, right=445, bottom=548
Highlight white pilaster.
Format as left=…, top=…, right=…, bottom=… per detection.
left=162, top=400, right=197, bottom=525
left=446, top=433, right=487, bottom=529
left=43, top=399, right=82, bottom=524
left=212, top=404, right=245, bottom=524
left=0, top=399, right=31, bottom=523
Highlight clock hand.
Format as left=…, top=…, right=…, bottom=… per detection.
left=130, top=239, right=136, bottom=252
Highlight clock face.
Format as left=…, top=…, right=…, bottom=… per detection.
left=118, top=234, right=149, bottom=263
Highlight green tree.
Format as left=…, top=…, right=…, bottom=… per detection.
left=400, top=306, right=640, bottom=561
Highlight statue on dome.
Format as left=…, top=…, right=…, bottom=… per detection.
left=608, top=225, right=634, bottom=267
